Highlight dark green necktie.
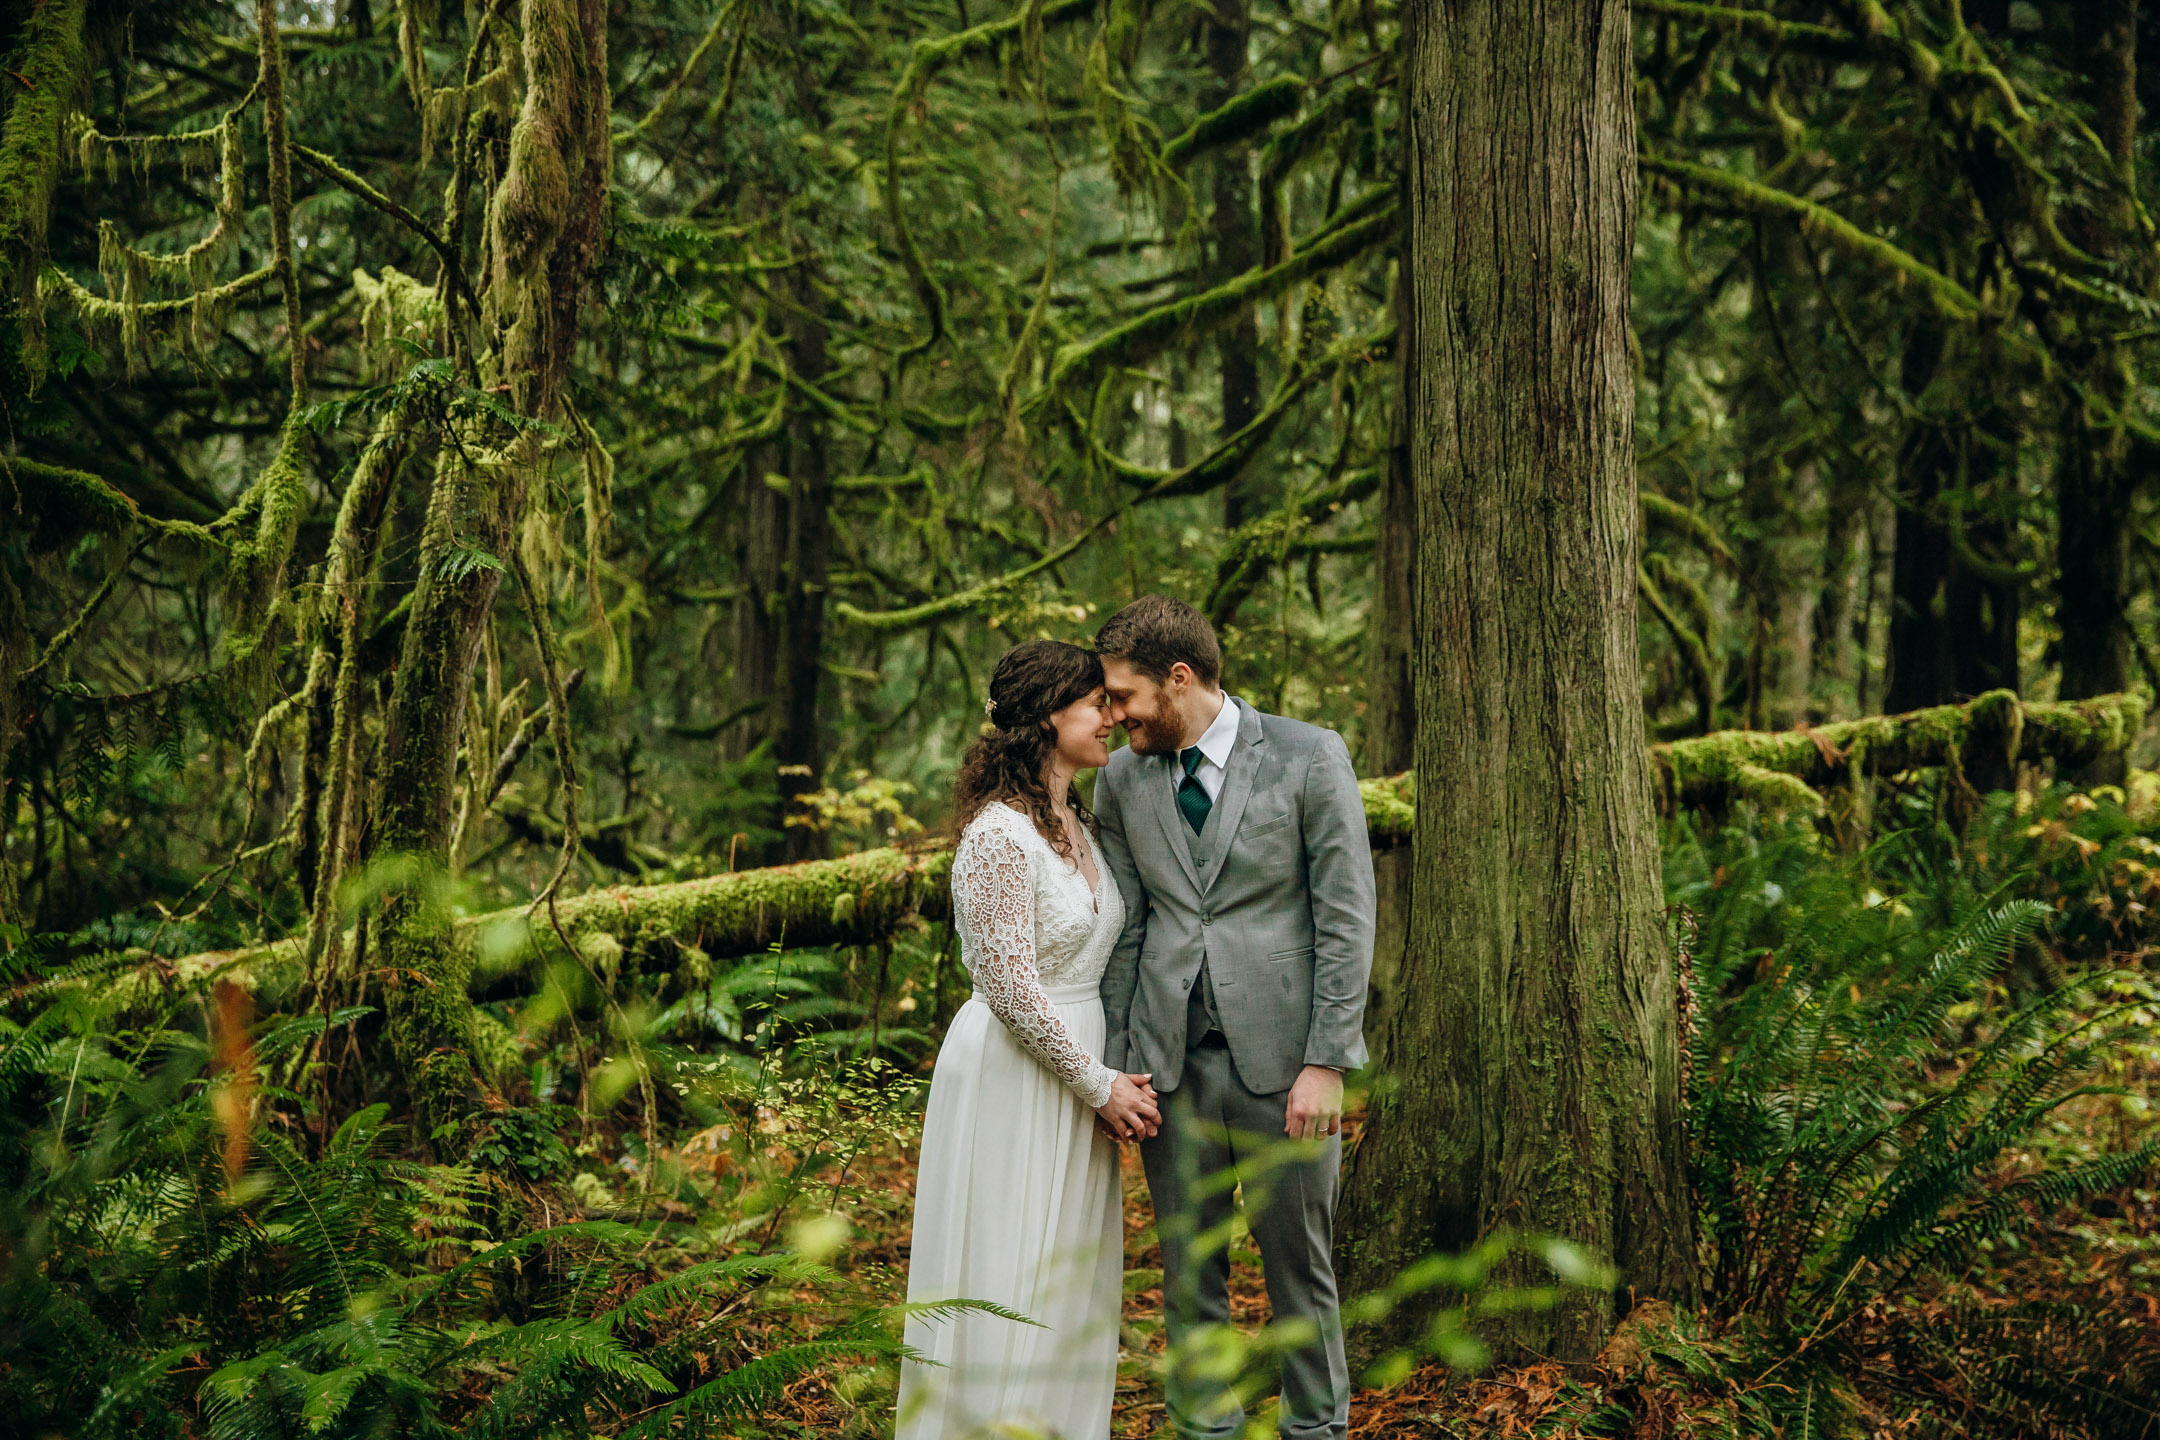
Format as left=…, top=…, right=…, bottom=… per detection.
left=1177, top=747, right=1212, bottom=835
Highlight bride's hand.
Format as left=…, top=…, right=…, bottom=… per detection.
left=1096, top=1072, right=1160, bottom=1141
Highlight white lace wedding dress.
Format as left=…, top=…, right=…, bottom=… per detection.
left=896, top=801, right=1127, bottom=1439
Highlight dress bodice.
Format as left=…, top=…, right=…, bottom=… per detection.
left=950, top=803, right=1125, bottom=1106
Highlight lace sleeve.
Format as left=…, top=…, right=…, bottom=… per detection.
left=955, top=818, right=1118, bottom=1109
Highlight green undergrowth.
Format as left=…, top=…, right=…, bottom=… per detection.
left=0, top=927, right=985, bottom=1438
left=4, top=775, right=2158, bottom=1438
left=1597, top=777, right=2160, bottom=1439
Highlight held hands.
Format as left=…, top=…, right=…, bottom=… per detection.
left=1285, top=1065, right=1344, bottom=1141
left=1095, top=1072, right=1160, bottom=1142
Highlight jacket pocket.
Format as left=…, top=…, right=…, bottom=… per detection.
left=1270, top=947, right=1315, bottom=1000
left=1243, top=811, right=1292, bottom=840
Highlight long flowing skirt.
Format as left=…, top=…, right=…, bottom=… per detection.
left=896, top=982, right=1124, bottom=1439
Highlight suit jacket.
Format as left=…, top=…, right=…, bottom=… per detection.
left=1096, top=698, right=1376, bottom=1096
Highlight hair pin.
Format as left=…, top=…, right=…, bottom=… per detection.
left=983, top=696, right=998, bottom=719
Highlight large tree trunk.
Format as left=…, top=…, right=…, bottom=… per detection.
left=374, top=0, right=611, bottom=1136
left=776, top=284, right=833, bottom=861
left=725, top=444, right=784, bottom=763
left=1885, top=325, right=2020, bottom=742
left=729, top=17, right=836, bottom=861
left=1204, top=0, right=1264, bottom=535
left=1362, top=252, right=1416, bottom=1073
left=1738, top=450, right=1819, bottom=729
left=2054, top=0, right=2137, bottom=786
left=1335, top=0, right=1695, bottom=1365
left=1814, top=464, right=1872, bottom=717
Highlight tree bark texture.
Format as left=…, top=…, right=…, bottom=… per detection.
left=1362, top=251, right=1417, bottom=1073
left=1334, top=0, right=1696, bottom=1364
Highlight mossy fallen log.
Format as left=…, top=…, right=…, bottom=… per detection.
left=94, top=693, right=2144, bottom=1003
left=1650, top=690, right=2147, bottom=814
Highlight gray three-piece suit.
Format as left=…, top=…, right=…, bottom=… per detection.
left=1097, top=698, right=1376, bottom=1440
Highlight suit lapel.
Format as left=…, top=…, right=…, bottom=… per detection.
left=1197, top=699, right=1267, bottom=895
left=1149, top=750, right=1204, bottom=891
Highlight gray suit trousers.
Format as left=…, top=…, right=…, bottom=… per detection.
left=1139, top=1043, right=1348, bottom=1440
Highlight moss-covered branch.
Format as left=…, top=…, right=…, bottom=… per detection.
left=881, top=0, right=1097, bottom=356
left=1207, top=466, right=1382, bottom=624
left=831, top=505, right=1115, bottom=632
left=1640, top=155, right=1983, bottom=321
left=1160, top=75, right=1304, bottom=172
left=1634, top=0, right=1864, bottom=57
left=1640, top=491, right=1738, bottom=569
left=1042, top=195, right=1397, bottom=399
left=1, top=456, right=138, bottom=538
left=1652, top=691, right=2148, bottom=813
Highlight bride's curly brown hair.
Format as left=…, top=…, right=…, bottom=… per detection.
left=952, top=639, right=1104, bottom=862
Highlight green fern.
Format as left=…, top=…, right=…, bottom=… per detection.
left=1672, top=810, right=2156, bottom=1332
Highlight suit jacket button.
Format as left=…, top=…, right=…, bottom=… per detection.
left=1201, top=913, right=1212, bottom=925
left=1181, top=978, right=1190, bottom=989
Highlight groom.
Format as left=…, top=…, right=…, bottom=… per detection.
left=1094, top=595, right=1375, bottom=1440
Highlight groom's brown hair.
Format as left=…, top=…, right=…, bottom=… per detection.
left=1095, top=594, right=1222, bottom=686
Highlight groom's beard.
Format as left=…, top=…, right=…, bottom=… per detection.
left=1122, top=719, right=1178, bottom=755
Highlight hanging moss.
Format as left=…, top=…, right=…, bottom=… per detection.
left=217, top=418, right=311, bottom=691
left=45, top=263, right=275, bottom=376
left=1083, top=34, right=1159, bottom=202
left=880, top=0, right=1095, bottom=356
left=84, top=112, right=243, bottom=309
left=354, top=265, right=448, bottom=377
left=0, top=0, right=88, bottom=383
left=301, top=410, right=416, bottom=974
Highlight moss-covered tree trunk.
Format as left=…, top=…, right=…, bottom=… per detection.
left=0, top=0, right=89, bottom=929
left=1336, top=0, right=1696, bottom=1363
left=375, top=0, right=611, bottom=1135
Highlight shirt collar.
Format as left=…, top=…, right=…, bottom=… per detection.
left=1187, top=692, right=1240, bottom=769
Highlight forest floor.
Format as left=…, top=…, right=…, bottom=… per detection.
left=685, top=1081, right=2160, bottom=1439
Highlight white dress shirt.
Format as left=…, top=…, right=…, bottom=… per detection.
left=1174, top=692, right=1241, bottom=803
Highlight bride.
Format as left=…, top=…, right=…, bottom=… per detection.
left=896, top=639, right=1162, bottom=1439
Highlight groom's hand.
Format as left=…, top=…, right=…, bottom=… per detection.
left=1096, top=1072, right=1161, bottom=1141
left=1285, top=1065, right=1345, bottom=1141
